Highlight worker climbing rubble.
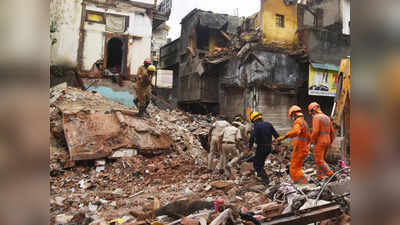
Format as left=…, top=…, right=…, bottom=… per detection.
left=308, top=102, right=336, bottom=181
left=249, top=111, right=280, bottom=185
left=274, top=105, right=311, bottom=184
left=218, top=122, right=242, bottom=178
left=134, top=58, right=155, bottom=117
left=232, top=116, right=251, bottom=158
left=208, top=117, right=230, bottom=171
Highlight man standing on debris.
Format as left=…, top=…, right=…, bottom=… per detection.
left=249, top=111, right=280, bottom=185
left=218, top=122, right=242, bottom=177
left=308, top=102, right=335, bottom=181
left=134, top=58, right=155, bottom=117
left=274, top=106, right=311, bottom=184
left=208, top=118, right=230, bottom=171
left=232, top=116, right=250, bottom=158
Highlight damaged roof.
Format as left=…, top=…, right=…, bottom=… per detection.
left=180, top=9, right=241, bottom=34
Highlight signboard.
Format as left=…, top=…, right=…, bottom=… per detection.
left=152, top=70, right=173, bottom=88
left=308, top=64, right=339, bottom=97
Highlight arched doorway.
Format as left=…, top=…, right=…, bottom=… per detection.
left=106, top=37, right=123, bottom=73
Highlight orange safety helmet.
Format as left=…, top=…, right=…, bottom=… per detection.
left=288, top=105, right=302, bottom=118
left=308, top=102, right=320, bottom=114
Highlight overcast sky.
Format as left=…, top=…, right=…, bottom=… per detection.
left=166, top=0, right=261, bottom=40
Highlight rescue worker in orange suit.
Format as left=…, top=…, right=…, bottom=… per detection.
left=308, top=102, right=335, bottom=181
left=133, top=59, right=152, bottom=111
left=134, top=59, right=155, bottom=117
left=274, top=106, right=311, bottom=184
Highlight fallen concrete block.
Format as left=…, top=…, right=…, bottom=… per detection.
left=63, top=111, right=124, bottom=161
left=55, top=214, right=73, bottom=224
left=211, top=181, right=234, bottom=189
left=109, top=149, right=138, bottom=158
left=63, top=110, right=174, bottom=161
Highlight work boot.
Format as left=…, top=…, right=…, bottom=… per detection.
left=133, top=98, right=139, bottom=108
left=137, top=107, right=144, bottom=117
left=261, top=176, right=270, bottom=186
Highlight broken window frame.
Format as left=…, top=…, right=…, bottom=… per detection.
left=276, top=14, right=285, bottom=28
left=86, top=10, right=106, bottom=24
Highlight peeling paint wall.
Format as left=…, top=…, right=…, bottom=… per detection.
left=302, top=0, right=350, bottom=34
left=152, top=23, right=169, bottom=63
left=341, top=0, right=350, bottom=35
left=303, top=0, right=340, bottom=28
left=50, top=0, right=152, bottom=75
left=50, top=0, right=82, bottom=68
left=260, top=0, right=298, bottom=49
left=82, top=21, right=105, bottom=70
left=220, top=51, right=305, bottom=88
left=301, top=28, right=350, bottom=65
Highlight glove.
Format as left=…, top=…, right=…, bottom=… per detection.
left=274, top=136, right=286, bottom=143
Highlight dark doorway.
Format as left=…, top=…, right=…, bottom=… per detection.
left=197, top=26, right=210, bottom=51
left=106, top=38, right=123, bottom=73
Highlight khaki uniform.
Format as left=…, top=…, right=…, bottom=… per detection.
left=208, top=120, right=230, bottom=170
left=233, top=121, right=251, bottom=157
left=218, top=126, right=242, bottom=175
left=136, top=66, right=152, bottom=107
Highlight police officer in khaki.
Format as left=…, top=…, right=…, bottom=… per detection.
left=208, top=119, right=230, bottom=171
left=218, top=123, right=242, bottom=177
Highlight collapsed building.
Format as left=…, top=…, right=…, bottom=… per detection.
left=160, top=0, right=350, bottom=134
left=50, top=83, right=351, bottom=225
left=50, top=0, right=172, bottom=86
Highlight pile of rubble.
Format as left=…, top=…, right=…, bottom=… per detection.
left=50, top=84, right=350, bottom=225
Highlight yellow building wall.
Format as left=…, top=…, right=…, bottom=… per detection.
left=260, top=0, right=298, bottom=49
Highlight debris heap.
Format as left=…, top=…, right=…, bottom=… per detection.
left=50, top=84, right=350, bottom=225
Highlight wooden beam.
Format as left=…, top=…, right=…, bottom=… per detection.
left=262, top=203, right=342, bottom=225
left=304, top=6, right=316, bottom=17
left=220, top=30, right=231, bottom=42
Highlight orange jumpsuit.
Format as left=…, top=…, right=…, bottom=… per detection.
left=311, top=111, right=335, bottom=180
left=285, top=117, right=311, bottom=184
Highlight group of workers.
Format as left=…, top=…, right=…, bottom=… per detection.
left=133, top=59, right=156, bottom=117
left=207, top=102, right=336, bottom=186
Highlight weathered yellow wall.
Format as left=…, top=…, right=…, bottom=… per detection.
left=260, top=0, right=298, bottom=49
